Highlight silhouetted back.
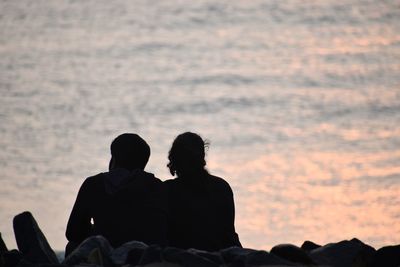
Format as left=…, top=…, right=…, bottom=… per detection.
left=165, top=172, right=241, bottom=251
left=66, top=169, right=167, bottom=247
left=66, top=133, right=167, bottom=254
left=164, top=132, right=241, bottom=251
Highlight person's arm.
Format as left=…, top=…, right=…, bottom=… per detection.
left=225, top=183, right=242, bottom=248
left=66, top=178, right=93, bottom=243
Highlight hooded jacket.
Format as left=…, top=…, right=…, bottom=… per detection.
left=66, top=168, right=167, bottom=248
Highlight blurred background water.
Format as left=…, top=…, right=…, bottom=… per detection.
left=0, top=0, right=399, bottom=251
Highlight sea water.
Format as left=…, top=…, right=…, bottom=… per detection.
left=0, top=0, right=399, bottom=251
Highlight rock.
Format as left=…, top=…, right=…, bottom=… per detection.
left=270, top=243, right=315, bottom=265
left=55, top=251, right=65, bottom=263
left=138, top=245, right=162, bottom=265
left=13, top=211, right=59, bottom=264
left=65, top=241, right=80, bottom=257
left=187, top=249, right=224, bottom=265
left=111, top=240, right=148, bottom=265
left=0, top=233, right=8, bottom=253
left=87, top=248, right=105, bottom=265
left=125, top=247, right=147, bottom=266
left=1, top=250, right=23, bottom=267
left=0, top=234, right=9, bottom=267
left=301, top=240, right=321, bottom=252
left=310, top=238, right=375, bottom=267
left=369, top=245, right=400, bottom=267
left=220, top=247, right=292, bottom=267
left=162, top=247, right=218, bottom=267
left=245, top=250, right=294, bottom=266
left=220, top=246, right=254, bottom=266
left=220, top=247, right=255, bottom=264
left=62, top=235, right=113, bottom=265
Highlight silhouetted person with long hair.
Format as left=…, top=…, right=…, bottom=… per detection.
left=164, top=132, right=241, bottom=251
left=66, top=133, right=167, bottom=255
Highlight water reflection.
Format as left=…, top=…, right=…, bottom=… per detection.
left=218, top=149, right=400, bottom=250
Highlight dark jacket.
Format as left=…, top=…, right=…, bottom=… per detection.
left=164, top=172, right=241, bottom=251
left=66, top=168, right=167, bottom=248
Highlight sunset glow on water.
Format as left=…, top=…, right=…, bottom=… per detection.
left=0, top=0, right=399, bottom=251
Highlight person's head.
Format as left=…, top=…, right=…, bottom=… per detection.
left=167, top=132, right=208, bottom=176
left=109, top=133, right=150, bottom=171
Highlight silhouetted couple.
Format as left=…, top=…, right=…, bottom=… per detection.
left=66, top=132, right=241, bottom=256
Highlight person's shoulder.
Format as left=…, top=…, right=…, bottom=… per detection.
left=77, top=172, right=105, bottom=193
left=163, top=178, right=178, bottom=189
left=164, top=178, right=187, bottom=193
left=208, top=174, right=230, bottom=185
left=141, top=170, right=162, bottom=183
left=84, top=172, right=105, bottom=184
left=137, top=170, right=165, bottom=191
left=163, top=178, right=177, bottom=185
left=208, top=174, right=233, bottom=192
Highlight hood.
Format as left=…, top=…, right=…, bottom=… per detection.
left=103, top=168, right=154, bottom=195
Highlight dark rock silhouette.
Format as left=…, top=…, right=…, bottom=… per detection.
left=62, top=235, right=113, bottom=265
left=137, top=245, right=162, bottom=265
left=369, top=245, right=400, bottom=267
left=162, top=246, right=219, bottom=267
left=301, top=240, right=321, bottom=252
left=220, top=246, right=292, bottom=266
left=125, top=246, right=147, bottom=266
left=310, top=238, right=375, bottom=267
left=1, top=250, right=24, bottom=267
left=187, top=249, right=225, bottom=265
left=270, top=243, right=315, bottom=265
left=63, top=236, right=153, bottom=266
left=0, top=233, right=8, bottom=253
left=13, top=211, right=59, bottom=264
left=245, top=250, right=295, bottom=266
left=87, top=247, right=108, bottom=265
left=214, top=246, right=252, bottom=266
left=0, top=233, right=7, bottom=267
left=6, top=204, right=400, bottom=267
left=111, top=240, right=147, bottom=265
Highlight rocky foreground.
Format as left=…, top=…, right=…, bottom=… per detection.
left=1, top=212, right=399, bottom=267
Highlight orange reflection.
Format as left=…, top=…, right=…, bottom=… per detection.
left=211, top=149, right=400, bottom=250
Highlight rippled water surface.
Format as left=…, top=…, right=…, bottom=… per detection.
left=1, top=0, right=399, bottom=251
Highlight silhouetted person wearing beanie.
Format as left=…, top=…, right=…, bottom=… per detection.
left=66, top=133, right=167, bottom=255
left=164, top=132, right=241, bottom=251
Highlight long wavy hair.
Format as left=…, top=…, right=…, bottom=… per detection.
left=167, top=132, right=209, bottom=177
